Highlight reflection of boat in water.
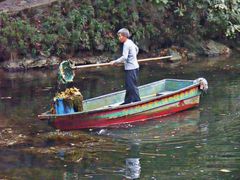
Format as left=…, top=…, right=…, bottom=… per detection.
left=104, top=109, right=201, bottom=142
left=38, top=78, right=207, bottom=130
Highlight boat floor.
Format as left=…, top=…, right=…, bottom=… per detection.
left=101, top=90, right=174, bottom=109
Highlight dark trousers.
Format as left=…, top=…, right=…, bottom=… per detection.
left=124, top=68, right=141, bottom=104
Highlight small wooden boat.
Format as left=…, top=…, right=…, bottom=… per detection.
left=38, top=78, right=207, bottom=130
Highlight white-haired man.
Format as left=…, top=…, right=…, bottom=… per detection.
left=110, top=28, right=141, bottom=105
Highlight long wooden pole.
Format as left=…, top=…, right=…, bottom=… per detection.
left=73, top=55, right=172, bottom=69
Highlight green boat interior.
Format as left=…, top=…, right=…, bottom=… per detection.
left=83, top=79, right=195, bottom=111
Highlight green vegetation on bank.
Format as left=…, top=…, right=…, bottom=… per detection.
left=0, top=0, right=239, bottom=61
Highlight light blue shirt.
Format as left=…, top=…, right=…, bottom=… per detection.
left=114, top=39, right=139, bottom=70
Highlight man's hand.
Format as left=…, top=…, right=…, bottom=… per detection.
left=110, top=60, right=116, bottom=65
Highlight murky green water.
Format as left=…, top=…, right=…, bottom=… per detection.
left=0, top=55, right=240, bottom=179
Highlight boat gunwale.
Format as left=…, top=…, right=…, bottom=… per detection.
left=83, top=78, right=194, bottom=103
left=122, top=94, right=201, bottom=116
left=38, top=79, right=200, bottom=119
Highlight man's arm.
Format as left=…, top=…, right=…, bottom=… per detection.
left=114, top=43, right=129, bottom=63
left=135, top=45, right=139, bottom=55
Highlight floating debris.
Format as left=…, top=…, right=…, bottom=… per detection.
left=175, top=146, right=183, bottom=149
left=220, top=169, right=231, bottom=173
left=0, top=96, right=12, bottom=100
left=140, top=152, right=167, bottom=157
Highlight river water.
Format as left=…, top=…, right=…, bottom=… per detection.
left=0, top=55, right=240, bottom=179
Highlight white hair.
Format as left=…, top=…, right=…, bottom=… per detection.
left=117, top=28, right=130, bottom=38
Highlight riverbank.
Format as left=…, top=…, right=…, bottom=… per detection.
left=0, top=0, right=58, bottom=13
left=0, top=41, right=235, bottom=71
left=0, top=0, right=239, bottom=71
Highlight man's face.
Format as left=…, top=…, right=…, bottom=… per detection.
left=118, top=34, right=127, bottom=43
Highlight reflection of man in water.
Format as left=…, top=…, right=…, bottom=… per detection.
left=125, top=143, right=141, bottom=179
left=126, top=158, right=141, bottom=179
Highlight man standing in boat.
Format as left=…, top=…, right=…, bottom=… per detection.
left=110, top=28, right=141, bottom=105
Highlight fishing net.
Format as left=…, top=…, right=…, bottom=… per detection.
left=54, top=61, right=83, bottom=114
left=58, top=60, right=75, bottom=84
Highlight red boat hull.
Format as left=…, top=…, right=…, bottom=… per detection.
left=52, top=96, right=200, bottom=130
